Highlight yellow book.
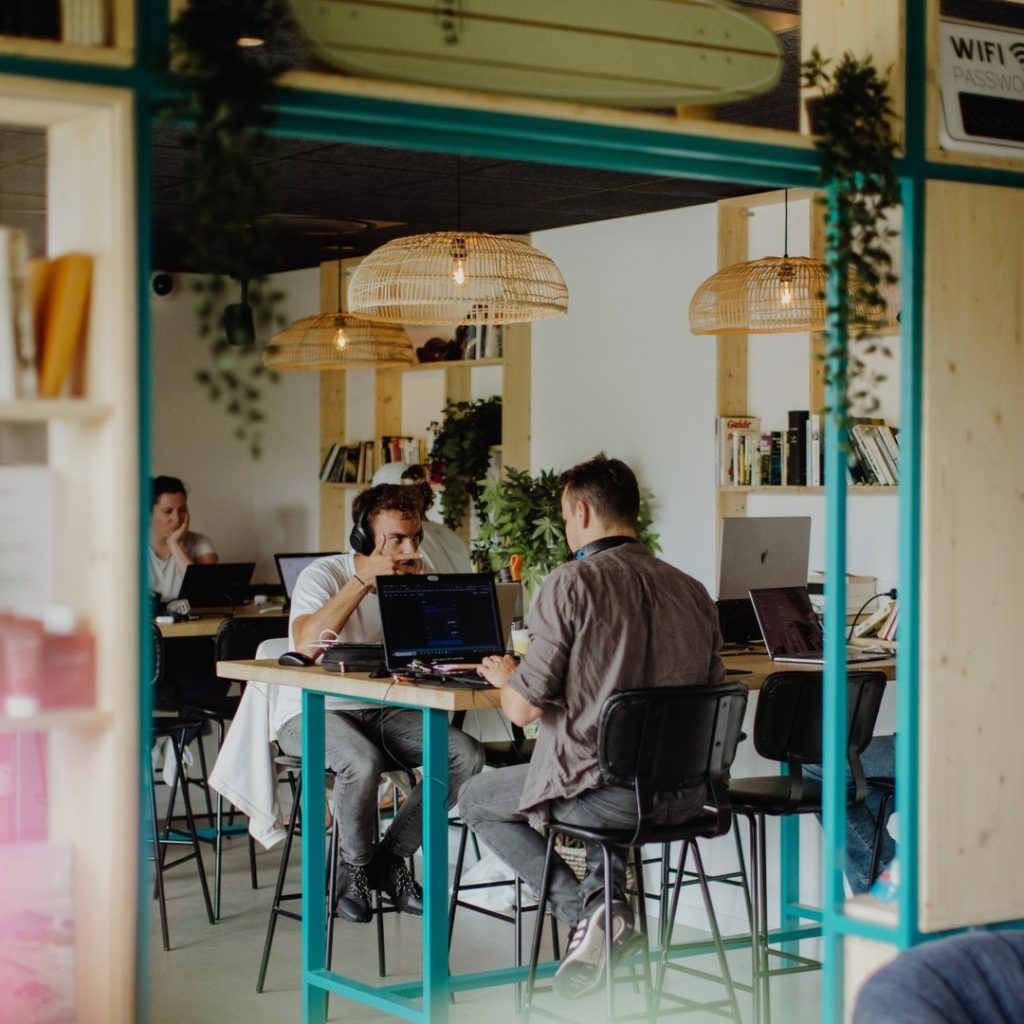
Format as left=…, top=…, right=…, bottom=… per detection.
left=38, top=253, right=92, bottom=399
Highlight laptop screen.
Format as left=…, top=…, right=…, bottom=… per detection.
left=718, top=516, right=812, bottom=600
left=749, top=586, right=825, bottom=658
left=178, top=562, right=255, bottom=608
left=275, top=552, right=339, bottom=600
left=377, top=573, right=505, bottom=670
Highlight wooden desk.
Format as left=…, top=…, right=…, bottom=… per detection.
left=721, top=649, right=897, bottom=689
left=157, top=604, right=287, bottom=639
left=215, top=659, right=501, bottom=1024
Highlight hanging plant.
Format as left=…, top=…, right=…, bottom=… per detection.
left=166, top=0, right=299, bottom=457
left=801, top=48, right=901, bottom=427
left=427, top=396, right=502, bottom=530
left=475, top=468, right=661, bottom=596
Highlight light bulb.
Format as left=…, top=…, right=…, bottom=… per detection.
left=452, top=257, right=466, bottom=286
left=236, top=34, right=265, bottom=47
left=333, top=326, right=347, bottom=350
left=778, top=262, right=796, bottom=308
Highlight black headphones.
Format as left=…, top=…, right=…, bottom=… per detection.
left=349, top=492, right=375, bottom=555
left=573, top=535, right=640, bottom=560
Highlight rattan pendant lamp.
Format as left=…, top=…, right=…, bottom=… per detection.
left=262, top=258, right=416, bottom=371
left=689, top=190, right=829, bottom=335
left=347, top=159, right=568, bottom=325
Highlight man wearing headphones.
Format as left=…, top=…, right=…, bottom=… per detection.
left=459, top=454, right=724, bottom=999
left=274, top=484, right=484, bottom=924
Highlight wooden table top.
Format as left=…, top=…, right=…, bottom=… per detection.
left=216, top=658, right=505, bottom=713
left=720, top=647, right=897, bottom=689
left=157, top=604, right=287, bottom=638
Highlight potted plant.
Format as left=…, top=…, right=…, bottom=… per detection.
left=801, top=48, right=901, bottom=428
left=427, top=396, right=503, bottom=530
left=166, top=0, right=297, bottom=457
left=475, top=467, right=660, bottom=596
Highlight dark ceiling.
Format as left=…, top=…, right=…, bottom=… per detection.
left=0, top=1, right=802, bottom=275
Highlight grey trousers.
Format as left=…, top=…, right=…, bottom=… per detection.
left=459, top=764, right=704, bottom=927
left=277, top=708, right=483, bottom=866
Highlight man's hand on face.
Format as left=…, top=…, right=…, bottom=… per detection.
left=478, top=654, right=518, bottom=689
left=361, top=531, right=422, bottom=588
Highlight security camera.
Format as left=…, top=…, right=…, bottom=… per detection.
left=151, top=272, right=175, bottom=297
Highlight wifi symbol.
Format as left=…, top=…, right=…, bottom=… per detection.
left=1010, top=41, right=1024, bottom=68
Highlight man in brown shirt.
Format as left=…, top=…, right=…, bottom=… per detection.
left=459, top=453, right=724, bottom=999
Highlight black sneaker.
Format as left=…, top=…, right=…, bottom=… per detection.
left=332, top=861, right=373, bottom=924
left=371, top=850, right=423, bottom=915
left=553, top=899, right=637, bottom=1000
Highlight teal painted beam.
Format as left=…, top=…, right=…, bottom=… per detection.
left=0, top=53, right=148, bottom=87
left=821, top=180, right=852, bottom=1024
left=300, top=691, right=328, bottom=1024
left=306, top=971, right=422, bottom=1021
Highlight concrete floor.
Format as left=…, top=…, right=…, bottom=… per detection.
left=145, top=792, right=824, bottom=1024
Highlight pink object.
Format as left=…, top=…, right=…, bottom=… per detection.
left=39, top=610, right=96, bottom=711
left=0, top=616, right=44, bottom=717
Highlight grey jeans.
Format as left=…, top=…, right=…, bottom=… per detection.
left=459, top=764, right=704, bottom=927
left=277, top=708, right=483, bottom=866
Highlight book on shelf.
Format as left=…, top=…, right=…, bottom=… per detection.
left=787, top=410, right=809, bottom=486
left=806, top=413, right=822, bottom=486
left=0, top=227, right=38, bottom=401
left=321, top=442, right=377, bottom=484
left=380, top=435, right=423, bottom=467
left=361, top=440, right=375, bottom=482
left=715, top=415, right=760, bottom=486
left=38, top=253, right=93, bottom=399
left=318, top=443, right=339, bottom=482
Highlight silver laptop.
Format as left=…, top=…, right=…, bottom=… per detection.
left=718, top=516, right=812, bottom=600
left=749, top=586, right=889, bottom=665
left=274, top=552, right=339, bottom=601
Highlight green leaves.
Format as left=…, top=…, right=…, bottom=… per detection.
left=167, top=0, right=298, bottom=459
left=802, top=48, right=901, bottom=432
left=474, top=469, right=661, bottom=595
left=427, top=397, right=503, bottom=530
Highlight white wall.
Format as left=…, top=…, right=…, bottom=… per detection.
left=150, top=268, right=322, bottom=586
left=532, top=204, right=721, bottom=589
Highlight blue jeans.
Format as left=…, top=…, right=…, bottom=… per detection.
left=277, top=708, right=483, bottom=866
left=459, top=763, right=704, bottom=926
left=804, top=734, right=896, bottom=894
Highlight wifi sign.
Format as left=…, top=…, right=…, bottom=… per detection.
left=1011, top=41, right=1024, bottom=69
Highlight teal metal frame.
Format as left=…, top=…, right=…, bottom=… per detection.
left=5, top=0, right=1024, bottom=1018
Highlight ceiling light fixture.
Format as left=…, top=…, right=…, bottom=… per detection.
left=689, top=191, right=899, bottom=336
left=347, top=157, right=569, bottom=325
left=262, top=258, right=416, bottom=371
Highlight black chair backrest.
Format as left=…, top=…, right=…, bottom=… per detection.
left=214, top=615, right=290, bottom=663
left=752, top=670, right=886, bottom=803
left=597, top=683, right=749, bottom=837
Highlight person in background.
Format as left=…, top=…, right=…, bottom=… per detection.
left=371, top=461, right=474, bottom=573
left=459, top=453, right=724, bottom=999
left=275, top=484, right=484, bottom=922
left=148, top=475, right=218, bottom=601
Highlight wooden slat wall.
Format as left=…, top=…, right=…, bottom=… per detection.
left=920, top=180, right=1024, bottom=930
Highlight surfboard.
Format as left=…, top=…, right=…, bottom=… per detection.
left=285, top=0, right=784, bottom=108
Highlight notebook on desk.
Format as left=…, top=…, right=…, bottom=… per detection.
left=749, top=585, right=890, bottom=665
left=177, top=562, right=255, bottom=611
left=376, top=573, right=506, bottom=688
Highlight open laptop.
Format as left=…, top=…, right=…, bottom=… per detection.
left=377, top=573, right=506, bottom=688
left=274, top=552, right=340, bottom=607
left=178, top=562, right=255, bottom=611
left=717, top=516, right=812, bottom=644
left=749, top=586, right=889, bottom=664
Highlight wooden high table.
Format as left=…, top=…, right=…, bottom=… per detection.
left=217, top=652, right=897, bottom=1024
left=157, top=603, right=287, bottom=638
left=215, top=658, right=503, bottom=1024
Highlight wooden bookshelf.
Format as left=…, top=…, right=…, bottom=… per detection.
left=0, top=399, right=114, bottom=424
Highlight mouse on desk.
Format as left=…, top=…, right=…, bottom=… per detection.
left=278, top=651, right=316, bottom=667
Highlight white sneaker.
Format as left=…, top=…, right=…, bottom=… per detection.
left=553, top=899, right=636, bottom=1000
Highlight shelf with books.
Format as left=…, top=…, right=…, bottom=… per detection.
left=0, top=398, right=113, bottom=423
left=718, top=484, right=898, bottom=495
left=0, top=708, right=111, bottom=734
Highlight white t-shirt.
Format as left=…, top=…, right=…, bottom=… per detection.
left=148, top=531, right=216, bottom=601
left=273, top=552, right=381, bottom=732
left=420, top=520, right=473, bottom=574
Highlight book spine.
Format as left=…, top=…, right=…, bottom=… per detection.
left=788, top=410, right=809, bottom=486
left=38, top=253, right=92, bottom=399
